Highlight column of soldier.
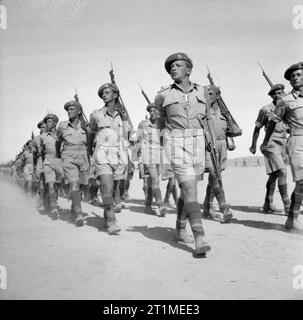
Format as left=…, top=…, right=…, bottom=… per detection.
left=2, top=53, right=303, bottom=257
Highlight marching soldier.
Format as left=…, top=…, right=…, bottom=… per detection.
left=154, top=52, right=211, bottom=255
left=40, top=114, right=63, bottom=218
left=261, top=62, right=303, bottom=230
left=56, top=100, right=90, bottom=227
left=20, top=140, right=34, bottom=195
left=249, top=84, right=290, bottom=214
left=32, top=120, right=47, bottom=210
left=137, top=103, right=166, bottom=216
left=89, top=83, right=131, bottom=234
left=202, top=85, right=233, bottom=222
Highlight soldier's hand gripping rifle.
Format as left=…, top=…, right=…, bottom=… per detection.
left=109, top=63, right=134, bottom=131
left=257, top=62, right=273, bottom=88
left=206, top=66, right=242, bottom=138
left=197, top=90, right=223, bottom=188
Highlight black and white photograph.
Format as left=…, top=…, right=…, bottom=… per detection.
left=0, top=0, right=302, bottom=304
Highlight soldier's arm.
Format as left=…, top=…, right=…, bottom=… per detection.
left=55, top=124, right=63, bottom=158
left=249, top=108, right=266, bottom=154
left=88, top=114, right=97, bottom=156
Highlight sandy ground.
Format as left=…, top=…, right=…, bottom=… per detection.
left=0, top=166, right=303, bottom=300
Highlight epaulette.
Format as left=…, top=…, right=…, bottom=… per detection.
left=158, top=85, right=171, bottom=93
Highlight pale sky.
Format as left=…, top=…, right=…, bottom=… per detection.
left=0, top=0, right=302, bottom=162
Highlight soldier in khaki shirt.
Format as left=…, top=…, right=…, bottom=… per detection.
left=203, top=85, right=233, bottom=223
left=261, top=62, right=303, bottom=230
left=137, top=103, right=166, bottom=216
left=154, top=52, right=211, bottom=256
left=32, top=120, right=47, bottom=210
left=56, top=100, right=90, bottom=227
left=40, top=114, right=63, bottom=219
left=89, top=83, right=131, bottom=235
left=250, top=84, right=290, bottom=214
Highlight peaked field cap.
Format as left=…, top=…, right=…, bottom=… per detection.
left=164, top=52, right=193, bottom=73
left=98, top=83, right=119, bottom=98
left=37, top=120, right=45, bottom=129
left=146, top=103, right=158, bottom=112
left=43, top=113, right=59, bottom=123
left=268, top=83, right=285, bottom=96
left=284, top=62, right=303, bottom=80
left=64, top=100, right=83, bottom=112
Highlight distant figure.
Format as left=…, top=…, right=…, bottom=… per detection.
left=257, top=158, right=261, bottom=166
left=242, top=158, right=247, bottom=167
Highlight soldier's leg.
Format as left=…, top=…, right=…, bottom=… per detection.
left=276, top=168, right=291, bottom=214
left=149, top=167, right=166, bottom=217
left=113, top=179, right=122, bottom=213
left=47, top=182, right=59, bottom=219
left=181, top=180, right=211, bottom=254
left=175, top=186, right=193, bottom=244
left=100, top=174, right=121, bottom=234
left=70, top=181, right=84, bottom=227
left=144, top=176, right=154, bottom=214
left=208, top=170, right=233, bottom=222
left=263, top=172, right=283, bottom=213
left=202, top=174, right=217, bottom=218
left=171, top=178, right=178, bottom=206
left=88, top=178, right=99, bottom=204
left=285, top=180, right=303, bottom=230
left=164, top=179, right=172, bottom=205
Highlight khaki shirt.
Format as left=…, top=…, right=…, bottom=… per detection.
left=209, top=103, right=228, bottom=140
left=255, top=103, right=288, bottom=138
left=273, top=90, right=303, bottom=131
left=90, top=106, right=130, bottom=164
left=57, top=120, right=87, bottom=153
left=154, top=82, right=206, bottom=131
left=40, top=131, right=57, bottom=158
left=21, top=149, right=33, bottom=166
left=137, top=118, right=164, bottom=164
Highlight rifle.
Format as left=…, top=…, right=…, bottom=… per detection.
left=257, top=62, right=273, bottom=88
left=109, top=63, right=133, bottom=131
left=138, top=82, right=151, bottom=104
left=73, top=89, right=91, bottom=163
left=206, top=66, right=242, bottom=138
left=197, top=89, right=223, bottom=188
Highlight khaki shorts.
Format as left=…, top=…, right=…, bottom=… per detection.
left=161, top=164, right=174, bottom=180
left=205, top=139, right=227, bottom=172
left=35, top=157, right=44, bottom=177
left=44, top=158, right=63, bottom=184
left=62, top=151, right=89, bottom=185
left=23, top=164, right=33, bottom=182
left=286, top=135, right=303, bottom=182
left=95, top=163, right=127, bottom=180
left=164, top=130, right=205, bottom=184
left=264, top=136, right=288, bottom=175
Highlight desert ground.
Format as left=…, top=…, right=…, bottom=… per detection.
left=0, top=164, right=303, bottom=300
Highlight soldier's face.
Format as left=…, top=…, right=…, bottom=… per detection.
left=271, top=89, right=285, bottom=103
left=40, top=124, right=47, bottom=134
left=67, top=106, right=81, bottom=119
left=170, top=60, right=191, bottom=81
left=290, top=69, right=303, bottom=90
left=102, top=88, right=117, bottom=104
left=149, top=108, right=159, bottom=120
left=46, top=119, right=56, bottom=131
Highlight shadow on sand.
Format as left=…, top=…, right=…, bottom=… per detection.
left=126, top=225, right=207, bottom=258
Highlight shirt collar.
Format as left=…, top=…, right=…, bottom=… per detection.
left=104, top=106, right=119, bottom=118
left=171, top=81, right=197, bottom=93
left=67, top=120, right=81, bottom=129
left=292, top=89, right=303, bottom=98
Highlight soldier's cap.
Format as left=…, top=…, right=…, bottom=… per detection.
left=98, top=83, right=119, bottom=98
left=146, top=103, right=158, bottom=112
left=164, top=52, right=193, bottom=73
left=64, top=100, right=83, bottom=112
left=284, top=62, right=303, bottom=80
left=207, top=85, right=221, bottom=95
left=268, top=83, right=285, bottom=96
left=43, top=113, right=59, bottom=124
left=37, top=120, right=45, bottom=129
